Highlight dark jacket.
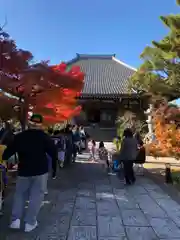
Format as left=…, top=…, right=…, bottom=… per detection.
left=119, top=137, right=138, bottom=161
left=2, top=129, right=57, bottom=177
left=0, top=128, right=14, bottom=146
left=72, top=131, right=81, bottom=142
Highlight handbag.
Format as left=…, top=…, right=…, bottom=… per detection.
left=134, top=146, right=146, bottom=164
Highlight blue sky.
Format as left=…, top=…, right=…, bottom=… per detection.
left=0, top=0, right=180, bottom=103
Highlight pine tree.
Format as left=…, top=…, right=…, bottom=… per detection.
left=129, top=3, right=180, bottom=100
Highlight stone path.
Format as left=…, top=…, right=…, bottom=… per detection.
left=1, top=153, right=180, bottom=239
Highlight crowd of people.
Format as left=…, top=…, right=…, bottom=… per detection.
left=47, top=124, right=89, bottom=168
left=0, top=114, right=146, bottom=233
left=87, top=128, right=146, bottom=185
left=0, top=115, right=90, bottom=232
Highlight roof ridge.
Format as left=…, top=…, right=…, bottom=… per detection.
left=66, top=53, right=116, bottom=65
left=66, top=54, right=137, bottom=72
left=112, top=57, right=137, bottom=71
left=76, top=53, right=116, bottom=59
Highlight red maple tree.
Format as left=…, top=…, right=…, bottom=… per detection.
left=0, top=29, right=84, bottom=128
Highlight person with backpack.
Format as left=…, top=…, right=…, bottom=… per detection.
left=53, top=130, right=66, bottom=168
left=98, top=141, right=110, bottom=171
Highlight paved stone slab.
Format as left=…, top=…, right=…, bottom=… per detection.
left=116, top=194, right=139, bottom=210
left=134, top=195, right=167, bottom=218
left=71, top=209, right=96, bottom=226
left=98, top=216, right=125, bottom=237
left=113, top=189, right=129, bottom=197
left=125, top=226, right=158, bottom=240
left=96, top=192, right=115, bottom=201
left=67, top=226, right=97, bottom=240
left=95, top=180, right=110, bottom=186
left=51, top=201, right=74, bottom=215
left=164, top=211, right=180, bottom=228
left=36, top=235, right=67, bottom=240
left=121, top=209, right=149, bottom=226
left=96, top=185, right=112, bottom=193
left=99, top=237, right=127, bottom=240
left=142, top=183, right=163, bottom=191
left=146, top=188, right=171, bottom=200
left=4, top=152, right=180, bottom=240
left=110, top=174, right=124, bottom=188
left=153, top=198, right=180, bottom=226
left=97, top=200, right=120, bottom=216
left=77, top=189, right=95, bottom=198
left=57, top=189, right=77, bottom=201
left=155, top=198, right=180, bottom=212
left=75, top=197, right=96, bottom=209
left=38, top=215, right=70, bottom=239
left=149, top=217, right=180, bottom=238
left=78, top=183, right=95, bottom=189
left=127, top=186, right=147, bottom=195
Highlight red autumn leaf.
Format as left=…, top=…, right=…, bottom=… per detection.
left=0, top=30, right=84, bottom=125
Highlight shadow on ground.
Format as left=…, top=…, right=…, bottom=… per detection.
left=2, top=160, right=180, bottom=240
left=0, top=161, right=112, bottom=240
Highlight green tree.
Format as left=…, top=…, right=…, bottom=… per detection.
left=129, top=2, right=180, bottom=100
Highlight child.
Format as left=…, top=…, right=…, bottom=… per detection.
left=88, top=139, right=96, bottom=161
left=98, top=141, right=110, bottom=170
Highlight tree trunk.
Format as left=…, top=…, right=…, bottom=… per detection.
left=19, top=99, right=28, bottom=131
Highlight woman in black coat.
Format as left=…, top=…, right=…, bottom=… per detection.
left=134, top=132, right=146, bottom=165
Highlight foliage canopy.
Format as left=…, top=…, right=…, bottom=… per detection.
left=129, top=2, right=180, bottom=100
left=0, top=27, right=84, bottom=126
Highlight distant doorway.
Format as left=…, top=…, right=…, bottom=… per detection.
left=87, top=109, right=100, bottom=123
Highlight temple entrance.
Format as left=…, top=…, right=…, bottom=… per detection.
left=87, top=109, right=100, bottom=123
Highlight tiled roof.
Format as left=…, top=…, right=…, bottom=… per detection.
left=66, top=54, right=136, bottom=98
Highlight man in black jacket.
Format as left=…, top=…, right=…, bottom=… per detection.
left=2, top=114, right=57, bottom=232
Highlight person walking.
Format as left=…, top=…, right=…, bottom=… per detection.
left=134, top=132, right=146, bottom=174
left=72, top=125, right=81, bottom=162
left=119, top=128, right=138, bottom=185
left=79, top=126, right=86, bottom=151
left=53, top=129, right=66, bottom=168
left=0, top=122, right=14, bottom=144
left=2, top=114, right=57, bottom=232
left=88, top=139, right=96, bottom=161
left=64, top=124, right=73, bottom=167
left=98, top=141, right=110, bottom=171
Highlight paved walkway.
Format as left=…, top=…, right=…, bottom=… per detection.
left=1, top=153, right=180, bottom=240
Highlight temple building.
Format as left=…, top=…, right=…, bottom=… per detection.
left=66, top=54, right=146, bottom=139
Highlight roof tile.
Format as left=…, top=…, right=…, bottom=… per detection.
left=67, top=54, right=136, bottom=97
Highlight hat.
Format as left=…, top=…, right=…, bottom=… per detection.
left=29, top=114, right=43, bottom=126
